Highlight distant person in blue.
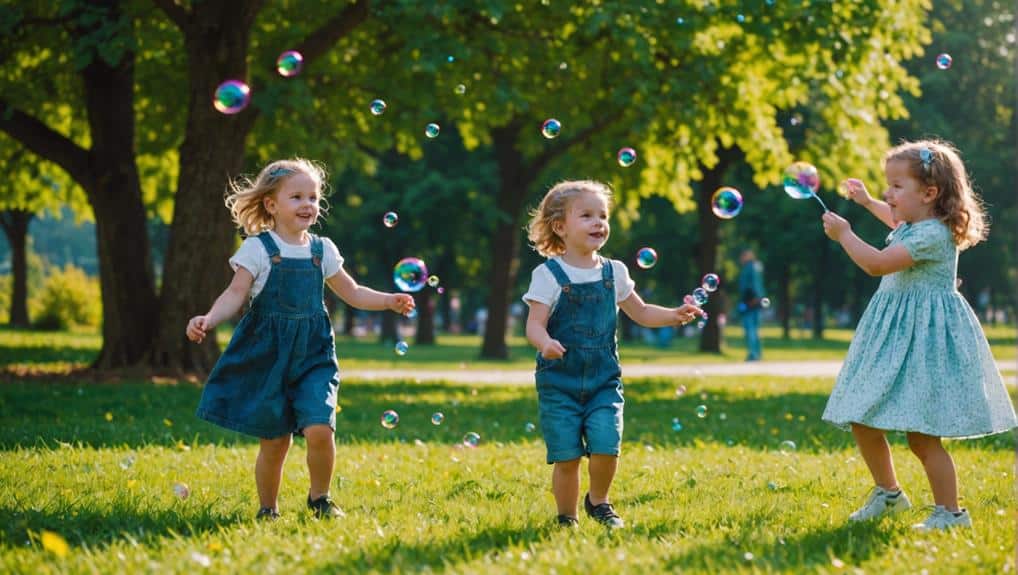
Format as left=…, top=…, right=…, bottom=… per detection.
left=737, top=248, right=765, bottom=361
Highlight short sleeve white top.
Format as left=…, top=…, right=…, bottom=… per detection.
left=522, top=256, right=635, bottom=312
left=228, top=230, right=344, bottom=301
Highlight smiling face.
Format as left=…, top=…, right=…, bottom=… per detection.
left=264, top=172, right=321, bottom=236
left=553, top=190, right=610, bottom=257
left=883, top=159, right=937, bottom=224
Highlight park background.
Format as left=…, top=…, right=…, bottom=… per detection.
left=0, top=1, right=1015, bottom=574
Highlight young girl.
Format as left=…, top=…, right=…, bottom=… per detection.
left=185, top=158, right=414, bottom=520
left=821, top=140, right=1017, bottom=530
left=522, top=180, right=704, bottom=528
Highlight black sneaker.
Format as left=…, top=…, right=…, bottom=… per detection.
left=584, top=493, right=624, bottom=528
left=256, top=507, right=280, bottom=521
left=557, top=514, right=579, bottom=528
left=307, top=494, right=346, bottom=519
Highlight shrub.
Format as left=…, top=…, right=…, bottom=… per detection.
left=31, top=264, right=101, bottom=330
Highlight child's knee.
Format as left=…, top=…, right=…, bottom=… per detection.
left=260, top=435, right=291, bottom=455
left=303, top=424, right=335, bottom=447
left=906, top=432, right=940, bottom=460
left=555, top=458, right=582, bottom=471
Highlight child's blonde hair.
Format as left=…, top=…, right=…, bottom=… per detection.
left=225, top=158, right=328, bottom=236
left=884, top=139, right=987, bottom=249
left=527, top=180, right=613, bottom=257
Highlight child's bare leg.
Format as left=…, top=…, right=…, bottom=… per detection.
left=552, top=458, right=582, bottom=517
left=304, top=424, right=335, bottom=500
left=256, top=435, right=292, bottom=509
left=587, top=454, right=618, bottom=505
left=907, top=432, right=960, bottom=511
left=851, top=423, right=899, bottom=490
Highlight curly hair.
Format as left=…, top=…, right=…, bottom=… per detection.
left=224, top=158, right=329, bottom=236
left=526, top=180, right=613, bottom=257
left=884, top=139, right=987, bottom=250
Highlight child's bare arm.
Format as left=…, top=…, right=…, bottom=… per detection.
left=525, top=301, right=566, bottom=359
left=619, top=291, right=703, bottom=328
left=186, top=267, right=255, bottom=343
left=823, top=212, right=914, bottom=276
left=843, top=179, right=896, bottom=229
left=326, top=268, right=415, bottom=314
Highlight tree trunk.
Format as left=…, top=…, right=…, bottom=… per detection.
left=0, top=210, right=32, bottom=327
left=79, top=19, right=158, bottom=369
left=480, top=121, right=531, bottom=359
left=149, top=3, right=261, bottom=371
left=696, top=147, right=739, bottom=353
left=811, top=236, right=829, bottom=339
left=414, top=285, right=436, bottom=345
left=779, top=263, right=791, bottom=339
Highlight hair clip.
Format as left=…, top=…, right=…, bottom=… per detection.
left=267, top=166, right=294, bottom=179
left=918, top=147, right=934, bottom=172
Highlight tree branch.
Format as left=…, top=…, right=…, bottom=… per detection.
left=294, top=0, right=370, bottom=65
left=0, top=100, right=94, bottom=190
left=151, top=0, right=190, bottom=32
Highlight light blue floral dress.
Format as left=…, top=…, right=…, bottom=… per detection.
left=823, top=218, right=1017, bottom=438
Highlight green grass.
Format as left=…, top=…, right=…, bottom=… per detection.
left=1, top=375, right=1014, bottom=574
left=0, top=324, right=1014, bottom=372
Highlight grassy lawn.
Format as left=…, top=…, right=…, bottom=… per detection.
left=0, top=324, right=1014, bottom=372
left=0, top=374, right=1014, bottom=573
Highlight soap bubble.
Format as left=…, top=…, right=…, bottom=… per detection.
left=636, top=247, right=658, bottom=269
left=524, top=422, right=536, bottom=433
left=369, top=99, right=387, bottom=116
left=695, top=405, right=708, bottom=418
left=760, top=297, right=771, bottom=308
left=455, top=84, right=467, bottom=94
left=782, top=162, right=820, bottom=199
left=675, top=385, right=687, bottom=397
left=393, top=257, right=428, bottom=292
left=383, top=211, right=398, bottom=228
left=541, top=118, right=561, bottom=139
left=617, top=147, right=637, bottom=167
left=671, top=418, right=683, bottom=432
left=425, top=123, right=441, bottom=138
left=936, top=53, right=953, bottom=70
left=779, top=440, right=797, bottom=453
left=427, top=275, right=440, bottom=288
left=701, top=273, right=720, bottom=292
left=462, top=432, right=481, bottom=448
left=691, top=287, right=709, bottom=306
left=431, top=412, right=444, bottom=426
left=276, top=50, right=304, bottom=77
left=213, top=80, right=250, bottom=114
left=394, top=341, right=409, bottom=356
left=711, top=187, right=743, bottom=219
left=380, top=409, right=399, bottom=429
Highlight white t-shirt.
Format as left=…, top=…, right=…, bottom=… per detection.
left=229, top=230, right=344, bottom=300
left=522, top=256, right=635, bottom=312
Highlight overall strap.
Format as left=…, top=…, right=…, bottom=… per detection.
left=544, top=258, right=572, bottom=287
left=309, top=234, right=323, bottom=268
left=256, top=231, right=282, bottom=264
left=600, top=257, right=615, bottom=280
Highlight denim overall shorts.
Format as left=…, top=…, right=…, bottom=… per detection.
left=535, top=257, right=624, bottom=463
left=196, top=232, right=341, bottom=439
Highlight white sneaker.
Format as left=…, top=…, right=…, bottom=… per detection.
left=912, top=506, right=972, bottom=531
left=848, top=486, right=912, bottom=521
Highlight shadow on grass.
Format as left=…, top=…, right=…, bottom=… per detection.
left=660, top=517, right=900, bottom=572
left=312, top=523, right=552, bottom=574
left=0, top=501, right=245, bottom=549
left=1, top=378, right=1013, bottom=453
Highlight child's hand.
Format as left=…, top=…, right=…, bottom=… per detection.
left=186, top=315, right=210, bottom=344
left=822, top=211, right=851, bottom=241
left=675, top=303, right=705, bottom=326
left=388, top=293, right=415, bottom=315
left=841, top=178, right=871, bottom=207
left=540, top=339, right=566, bottom=360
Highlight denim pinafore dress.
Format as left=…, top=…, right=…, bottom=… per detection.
left=196, top=232, right=341, bottom=439
left=535, top=257, right=624, bottom=464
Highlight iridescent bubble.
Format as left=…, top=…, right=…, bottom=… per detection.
left=427, top=275, right=440, bottom=288
left=462, top=432, right=481, bottom=448
left=760, top=297, right=771, bottom=308
left=541, top=118, right=561, bottom=139
left=779, top=440, right=797, bottom=453
left=380, top=409, right=400, bottom=429
left=213, top=80, right=250, bottom=114
left=675, top=385, right=687, bottom=397
left=446, top=55, right=455, bottom=63
left=671, top=418, right=683, bottom=432
left=736, top=13, right=745, bottom=23
left=683, top=294, right=695, bottom=306
left=370, top=99, right=387, bottom=115
left=691, top=288, right=709, bottom=306
left=394, top=341, right=409, bottom=356
left=695, top=405, right=708, bottom=418
left=431, top=412, right=444, bottom=426
left=696, top=318, right=707, bottom=329
left=276, top=50, right=304, bottom=77
left=701, top=273, right=720, bottom=292
left=617, top=147, right=637, bottom=167
left=405, top=309, right=418, bottom=319
left=936, top=53, right=953, bottom=70
left=383, top=211, right=398, bottom=228
left=437, top=287, right=445, bottom=294
left=173, top=482, right=190, bottom=500
left=782, top=162, right=820, bottom=199
left=789, top=114, right=803, bottom=126
left=455, top=84, right=467, bottom=95
left=524, top=422, right=536, bottom=433
left=837, top=178, right=863, bottom=199
left=425, top=123, right=441, bottom=138
left=636, top=247, right=658, bottom=269
left=711, top=187, right=743, bottom=219
left=393, top=257, right=428, bottom=292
